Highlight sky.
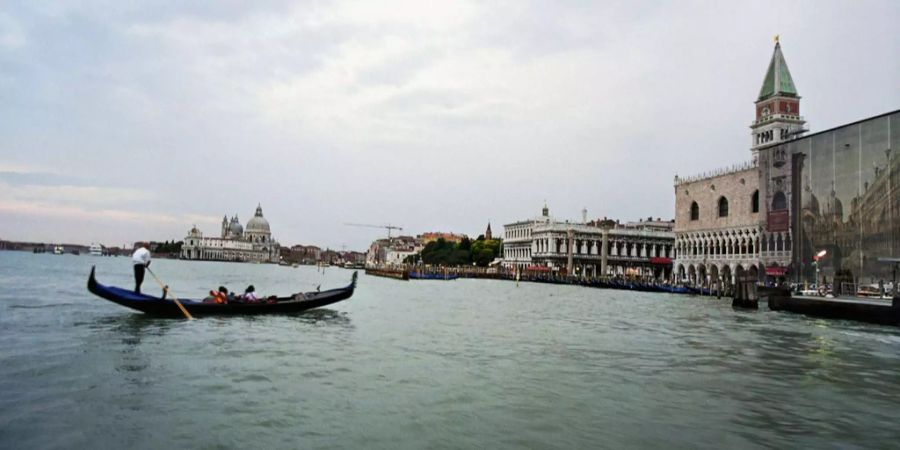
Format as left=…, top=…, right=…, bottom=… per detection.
left=1, top=0, right=898, bottom=250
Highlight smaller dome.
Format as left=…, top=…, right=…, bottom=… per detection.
left=230, top=221, right=243, bottom=236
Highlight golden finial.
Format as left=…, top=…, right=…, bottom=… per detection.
left=774, top=34, right=780, bottom=44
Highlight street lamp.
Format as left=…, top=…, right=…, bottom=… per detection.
left=813, top=249, right=827, bottom=293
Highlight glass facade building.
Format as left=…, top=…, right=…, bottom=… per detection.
left=783, top=110, right=900, bottom=288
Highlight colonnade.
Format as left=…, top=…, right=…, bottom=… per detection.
left=675, top=228, right=792, bottom=259
left=534, top=235, right=673, bottom=259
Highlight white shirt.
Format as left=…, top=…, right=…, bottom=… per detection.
left=132, top=247, right=151, bottom=266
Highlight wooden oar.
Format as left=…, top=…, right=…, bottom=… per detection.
left=146, top=267, right=194, bottom=320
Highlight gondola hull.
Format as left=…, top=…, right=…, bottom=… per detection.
left=87, top=266, right=356, bottom=317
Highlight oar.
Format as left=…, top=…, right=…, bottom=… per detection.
left=146, top=267, right=194, bottom=320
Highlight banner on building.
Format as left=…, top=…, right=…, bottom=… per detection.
left=767, top=210, right=789, bottom=232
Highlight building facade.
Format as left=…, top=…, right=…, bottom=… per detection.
left=761, top=110, right=900, bottom=289
left=288, top=245, right=322, bottom=264
left=503, top=205, right=675, bottom=280
left=367, top=236, right=419, bottom=266
left=674, top=38, right=898, bottom=293
left=673, top=40, right=801, bottom=287
left=418, top=232, right=467, bottom=245
left=180, top=204, right=280, bottom=263
left=673, top=163, right=769, bottom=285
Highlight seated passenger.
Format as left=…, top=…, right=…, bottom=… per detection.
left=243, top=285, right=258, bottom=303
left=209, top=286, right=229, bottom=304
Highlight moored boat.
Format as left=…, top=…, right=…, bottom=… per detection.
left=87, top=266, right=357, bottom=317
left=409, top=271, right=459, bottom=280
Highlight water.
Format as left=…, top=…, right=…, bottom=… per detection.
left=1, top=252, right=899, bottom=449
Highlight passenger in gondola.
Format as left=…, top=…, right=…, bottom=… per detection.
left=242, top=285, right=258, bottom=303
left=203, top=286, right=229, bottom=304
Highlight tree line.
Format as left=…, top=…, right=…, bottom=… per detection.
left=406, top=235, right=502, bottom=267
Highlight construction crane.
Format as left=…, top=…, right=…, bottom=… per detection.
left=344, top=223, right=404, bottom=239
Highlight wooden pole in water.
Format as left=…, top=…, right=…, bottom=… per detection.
left=147, top=268, right=193, bottom=320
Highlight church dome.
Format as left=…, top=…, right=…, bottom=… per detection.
left=246, top=204, right=271, bottom=233
left=229, top=218, right=243, bottom=236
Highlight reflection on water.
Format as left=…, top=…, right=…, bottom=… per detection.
left=284, top=308, right=353, bottom=326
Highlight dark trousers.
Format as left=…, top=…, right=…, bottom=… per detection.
left=134, top=264, right=145, bottom=293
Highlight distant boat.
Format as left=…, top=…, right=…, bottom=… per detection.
left=409, top=271, right=459, bottom=281
left=53, top=245, right=64, bottom=255
left=89, top=243, right=103, bottom=256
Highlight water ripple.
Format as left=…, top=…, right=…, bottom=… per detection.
left=1, top=254, right=899, bottom=449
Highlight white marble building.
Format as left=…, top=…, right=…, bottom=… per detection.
left=503, top=204, right=676, bottom=280
left=181, top=204, right=280, bottom=263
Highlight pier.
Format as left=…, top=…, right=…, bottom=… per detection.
left=365, top=267, right=409, bottom=280
left=769, top=294, right=900, bottom=326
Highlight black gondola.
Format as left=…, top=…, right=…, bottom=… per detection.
left=87, top=266, right=357, bottom=317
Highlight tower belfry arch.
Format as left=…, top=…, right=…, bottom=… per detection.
left=750, top=39, right=806, bottom=160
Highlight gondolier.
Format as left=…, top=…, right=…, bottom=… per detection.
left=132, top=243, right=151, bottom=293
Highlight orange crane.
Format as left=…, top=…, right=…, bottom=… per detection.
left=344, top=223, right=404, bottom=239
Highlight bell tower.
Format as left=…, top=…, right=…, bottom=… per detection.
left=750, top=37, right=806, bottom=160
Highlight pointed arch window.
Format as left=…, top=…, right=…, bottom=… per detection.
left=772, top=191, right=787, bottom=210
left=751, top=190, right=760, bottom=213
left=690, top=202, right=699, bottom=221
left=718, top=197, right=729, bottom=217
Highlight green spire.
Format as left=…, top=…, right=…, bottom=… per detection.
left=758, top=42, right=797, bottom=101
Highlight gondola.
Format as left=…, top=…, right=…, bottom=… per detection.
left=87, top=266, right=357, bottom=317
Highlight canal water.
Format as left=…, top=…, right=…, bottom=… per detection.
left=1, top=252, right=899, bottom=449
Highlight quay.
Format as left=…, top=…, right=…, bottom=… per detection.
left=365, top=267, right=409, bottom=280
left=769, top=294, right=900, bottom=326
left=366, top=267, right=900, bottom=328
left=365, top=265, right=502, bottom=281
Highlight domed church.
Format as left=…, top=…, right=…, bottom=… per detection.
left=181, top=204, right=281, bottom=263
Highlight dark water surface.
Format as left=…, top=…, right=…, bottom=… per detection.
left=1, top=252, right=899, bottom=449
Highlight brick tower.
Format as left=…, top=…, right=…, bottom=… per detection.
left=750, top=37, right=806, bottom=160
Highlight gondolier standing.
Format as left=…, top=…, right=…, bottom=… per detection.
left=132, top=242, right=151, bottom=293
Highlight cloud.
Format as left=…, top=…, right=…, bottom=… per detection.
left=0, top=169, right=218, bottom=241
left=0, top=0, right=898, bottom=249
left=0, top=13, right=26, bottom=49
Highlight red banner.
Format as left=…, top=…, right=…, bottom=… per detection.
left=765, top=266, right=787, bottom=276
left=650, top=257, right=672, bottom=265
left=767, top=210, right=789, bottom=232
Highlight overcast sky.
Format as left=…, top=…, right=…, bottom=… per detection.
left=1, top=1, right=897, bottom=250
